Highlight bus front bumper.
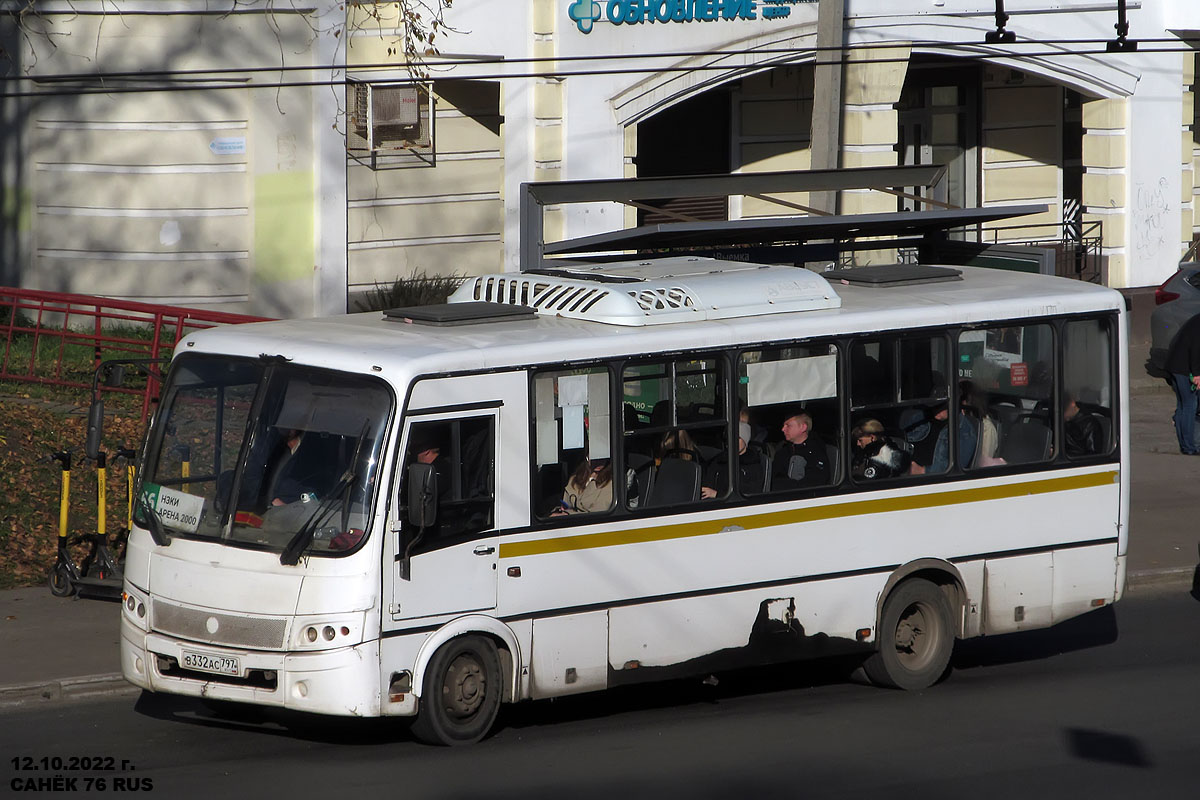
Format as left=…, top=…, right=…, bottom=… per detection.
left=120, top=617, right=396, bottom=717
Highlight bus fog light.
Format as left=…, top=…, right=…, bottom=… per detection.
left=322, top=626, right=335, bottom=641
left=294, top=680, right=308, bottom=699
left=134, top=656, right=144, bottom=675
left=305, top=626, right=318, bottom=643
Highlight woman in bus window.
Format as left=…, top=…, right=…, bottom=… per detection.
left=556, top=458, right=614, bottom=514
left=963, top=381, right=1005, bottom=468
left=656, top=428, right=698, bottom=464
left=851, top=419, right=910, bottom=480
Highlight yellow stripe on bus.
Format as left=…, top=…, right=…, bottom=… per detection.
left=498, top=470, right=1119, bottom=559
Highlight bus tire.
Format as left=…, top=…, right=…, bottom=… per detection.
left=863, top=578, right=954, bottom=690
left=48, top=563, right=74, bottom=597
left=411, top=635, right=502, bottom=746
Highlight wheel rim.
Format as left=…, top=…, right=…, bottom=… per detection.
left=893, top=600, right=940, bottom=672
left=441, top=652, right=487, bottom=721
left=49, top=564, right=72, bottom=595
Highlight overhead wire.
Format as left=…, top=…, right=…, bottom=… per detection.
left=1, top=32, right=1198, bottom=99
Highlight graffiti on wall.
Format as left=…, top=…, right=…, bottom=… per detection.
left=1133, top=177, right=1171, bottom=260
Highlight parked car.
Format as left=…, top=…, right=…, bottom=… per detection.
left=1148, top=242, right=1200, bottom=378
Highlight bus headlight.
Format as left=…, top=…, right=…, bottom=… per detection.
left=121, top=585, right=150, bottom=632
left=293, top=614, right=363, bottom=650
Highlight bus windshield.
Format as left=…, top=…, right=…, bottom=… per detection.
left=140, top=354, right=392, bottom=557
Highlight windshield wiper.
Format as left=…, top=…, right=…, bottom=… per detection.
left=133, top=496, right=171, bottom=547
left=280, top=422, right=369, bottom=566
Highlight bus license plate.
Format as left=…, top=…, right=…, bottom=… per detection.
left=181, top=650, right=241, bottom=677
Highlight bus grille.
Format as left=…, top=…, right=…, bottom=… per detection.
left=628, top=286, right=696, bottom=311
left=151, top=601, right=288, bottom=650
left=470, top=275, right=609, bottom=314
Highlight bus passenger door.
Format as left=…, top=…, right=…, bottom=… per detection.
left=388, top=411, right=499, bottom=621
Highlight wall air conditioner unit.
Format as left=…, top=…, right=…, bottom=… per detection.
left=346, top=80, right=434, bottom=155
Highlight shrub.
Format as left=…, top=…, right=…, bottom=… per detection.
left=355, top=269, right=467, bottom=312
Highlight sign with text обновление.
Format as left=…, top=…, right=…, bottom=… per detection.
left=568, top=0, right=817, bottom=34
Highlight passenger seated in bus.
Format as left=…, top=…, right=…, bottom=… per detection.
left=771, top=412, right=830, bottom=490
left=656, top=428, right=698, bottom=464
left=851, top=419, right=910, bottom=480
left=911, top=384, right=979, bottom=475
left=963, top=381, right=1005, bottom=468
left=1063, top=392, right=1104, bottom=456
left=899, top=406, right=941, bottom=471
left=740, top=407, right=768, bottom=446
left=555, top=457, right=614, bottom=515
left=702, top=422, right=766, bottom=498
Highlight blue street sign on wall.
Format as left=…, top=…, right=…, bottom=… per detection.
left=209, top=137, right=247, bottom=155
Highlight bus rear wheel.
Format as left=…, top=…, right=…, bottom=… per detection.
left=411, top=635, right=502, bottom=746
left=864, top=578, right=954, bottom=690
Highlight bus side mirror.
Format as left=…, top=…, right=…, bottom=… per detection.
left=406, top=462, right=438, bottom=528
left=104, top=364, right=127, bottom=388
left=400, top=463, right=437, bottom=581
left=84, top=397, right=104, bottom=461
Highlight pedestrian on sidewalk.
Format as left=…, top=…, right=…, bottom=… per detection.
left=1164, top=313, right=1200, bottom=454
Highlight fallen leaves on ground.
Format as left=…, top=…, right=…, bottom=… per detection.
left=0, top=399, right=146, bottom=589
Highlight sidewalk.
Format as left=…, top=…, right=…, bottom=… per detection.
left=0, top=588, right=129, bottom=707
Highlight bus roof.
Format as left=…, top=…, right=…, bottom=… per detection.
left=177, top=262, right=1123, bottom=380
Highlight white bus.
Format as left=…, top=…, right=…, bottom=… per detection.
left=119, top=258, right=1128, bottom=745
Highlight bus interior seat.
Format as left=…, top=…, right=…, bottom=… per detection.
left=645, top=457, right=701, bottom=507
left=681, top=402, right=717, bottom=422
left=990, top=400, right=1021, bottom=430
left=695, top=443, right=721, bottom=467
left=1094, top=414, right=1112, bottom=452
left=536, top=462, right=568, bottom=514
left=650, top=400, right=672, bottom=427
left=825, top=442, right=839, bottom=482
left=625, top=452, right=654, bottom=507
left=998, top=418, right=1051, bottom=463
left=751, top=448, right=771, bottom=493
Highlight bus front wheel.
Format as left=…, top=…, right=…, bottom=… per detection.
left=411, top=635, right=502, bottom=746
left=864, top=578, right=954, bottom=690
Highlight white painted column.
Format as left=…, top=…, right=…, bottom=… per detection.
left=313, top=0, right=348, bottom=314
left=1126, top=57, right=1184, bottom=288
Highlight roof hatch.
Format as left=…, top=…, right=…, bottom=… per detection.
left=383, top=302, right=536, bottom=326
left=823, top=264, right=963, bottom=287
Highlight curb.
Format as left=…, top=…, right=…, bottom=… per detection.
left=0, top=673, right=138, bottom=712
left=0, top=566, right=1194, bottom=712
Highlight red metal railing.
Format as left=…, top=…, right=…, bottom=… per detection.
left=1, top=287, right=271, bottom=418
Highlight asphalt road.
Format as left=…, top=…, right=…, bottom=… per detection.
left=2, top=583, right=1197, bottom=800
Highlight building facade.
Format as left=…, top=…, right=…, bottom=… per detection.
left=2, top=0, right=1198, bottom=317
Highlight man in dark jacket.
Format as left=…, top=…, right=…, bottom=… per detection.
left=1165, top=313, right=1200, bottom=454
left=771, top=412, right=830, bottom=490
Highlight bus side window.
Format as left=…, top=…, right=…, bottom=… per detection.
left=622, top=356, right=726, bottom=508
left=850, top=334, right=950, bottom=480
left=1062, top=318, right=1115, bottom=459
left=959, top=323, right=1055, bottom=467
left=532, top=367, right=614, bottom=519
left=739, top=344, right=840, bottom=494
left=401, top=417, right=495, bottom=552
